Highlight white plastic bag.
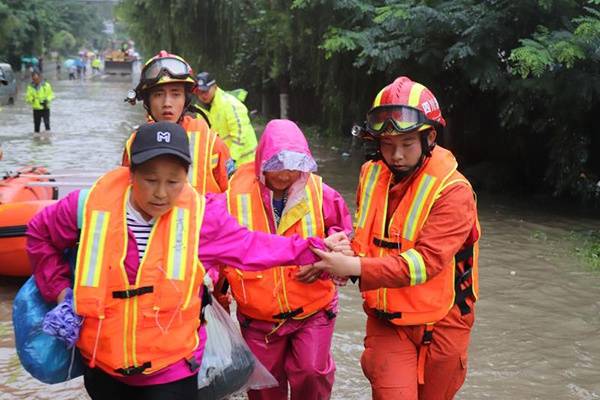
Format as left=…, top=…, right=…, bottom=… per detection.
left=197, top=295, right=278, bottom=399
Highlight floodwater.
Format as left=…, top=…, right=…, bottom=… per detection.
left=1, top=71, right=599, bottom=399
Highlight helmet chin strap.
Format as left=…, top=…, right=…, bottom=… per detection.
left=381, top=155, right=424, bottom=182
left=378, top=136, right=436, bottom=182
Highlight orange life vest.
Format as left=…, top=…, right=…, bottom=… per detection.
left=223, top=163, right=335, bottom=322
left=352, top=146, right=480, bottom=326
left=73, top=167, right=206, bottom=376
left=124, top=115, right=222, bottom=194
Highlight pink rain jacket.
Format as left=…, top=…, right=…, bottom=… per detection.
left=27, top=190, right=323, bottom=386
left=239, top=119, right=352, bottom=400
left=250, top=119, right=352, bottom=292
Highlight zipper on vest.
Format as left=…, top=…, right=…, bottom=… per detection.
left=279, top=267, right=292, bottom=313
left=122, top=293, right=133, bottom=369
left=273, top=268, right=285, bottom=314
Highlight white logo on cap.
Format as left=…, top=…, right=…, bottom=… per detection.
left=156, top=131, right=171, bottom=143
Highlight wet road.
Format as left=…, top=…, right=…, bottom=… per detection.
left=1, top=73, right=599, bottom=399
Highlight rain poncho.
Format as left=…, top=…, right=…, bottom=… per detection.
left=200, top=87, right=257, bottom=164
left=25, top=80, right=54, bottom=110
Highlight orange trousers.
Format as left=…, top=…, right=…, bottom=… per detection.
left=360, top=303, right=475, bottom=400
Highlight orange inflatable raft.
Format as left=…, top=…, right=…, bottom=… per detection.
left=0, top=200, right=56, bottom=276
left=0, top=167, right=55, bottom=204
left=0, top=167, right=56, bottom=277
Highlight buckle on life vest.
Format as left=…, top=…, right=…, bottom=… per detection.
left=112, top=286, right=154, bottom=299
left=374, top=309, right=402, bottom=320
left=373, top=237, right=401, bottom=249
left=325, top=309, right=337, bottom=320
left=115, top=361, right=151, bottom=376
left=186, top=356, right=200, bottom=372
left=422, top=327, right=434, bottom=345
left=272, top=307, right=303, bottom=320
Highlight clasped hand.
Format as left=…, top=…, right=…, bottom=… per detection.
left=296, top=232, right=360, bottom=283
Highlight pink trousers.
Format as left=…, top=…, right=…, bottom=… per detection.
left=239, top=310, right=336, bottom=400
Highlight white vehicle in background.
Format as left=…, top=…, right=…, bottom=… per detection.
left=0, top=63, right=17, bottom=105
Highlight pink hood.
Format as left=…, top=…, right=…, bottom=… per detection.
left=254, top=119, right=317, bottom=178
left=254, top=120, right=318, bottom=230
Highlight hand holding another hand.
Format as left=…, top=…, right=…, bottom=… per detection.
left=324, top=231, right=354, bottom=256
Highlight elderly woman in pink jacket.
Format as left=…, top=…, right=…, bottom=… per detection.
left=26, top=121, right=349, bottom=400
left=219, top=119, right=352, bottom=400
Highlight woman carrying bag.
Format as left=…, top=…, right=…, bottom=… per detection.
left=26, top=121, right=349, bottom=400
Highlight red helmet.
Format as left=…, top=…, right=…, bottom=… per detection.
left=366, top=76, right=446, bottom=137
left=136, top=50, right=196, bottom=95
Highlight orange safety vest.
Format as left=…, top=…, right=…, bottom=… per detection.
left=73, top=167, right=206, bottom=377
left=223, top=163, right=335, bottom=322
left=353, top=146, right=480, bottom=326
left=124, top=115, right=222, bottom=194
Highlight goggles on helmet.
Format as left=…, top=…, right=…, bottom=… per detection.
left=365, top=105, right=440, bottom=137
left=140, top=57, right=191, bottom=85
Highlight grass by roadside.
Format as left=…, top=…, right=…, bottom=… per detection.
left=570, top=230, right=600, bottom=270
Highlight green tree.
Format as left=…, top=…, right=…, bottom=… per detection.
left=50, top=30, right=77, bottom=56
left=0, top=0, right=108, bottom=67
left=117, top=0, right=600, bottom=203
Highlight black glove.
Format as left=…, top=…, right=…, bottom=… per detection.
left=41, top=100, right=48, bottom=109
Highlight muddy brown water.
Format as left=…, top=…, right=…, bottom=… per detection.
left=0, top=76, right=599, bottom=399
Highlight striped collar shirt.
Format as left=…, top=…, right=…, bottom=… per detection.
left=126, top=197, right=156, bottom=263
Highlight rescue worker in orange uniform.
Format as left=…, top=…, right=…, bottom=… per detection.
left=299, top=76, right=480, bottom=399
left=123, top=51, right=233, bottom=194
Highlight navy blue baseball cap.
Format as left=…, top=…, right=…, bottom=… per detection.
left=196, top=72, right=216, bottom=91
left=131, top=121, right=191, bottom=165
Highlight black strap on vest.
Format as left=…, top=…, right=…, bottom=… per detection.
left=373, top=237, right=401, bottom=249
left=272, top=307, right=303, bottom=320
left=455, top=246, right=474, bottom=263
left=112, top=286, right=154, bottom=299
left=374, top=309, right=402, bottom=320
left=115, top=361, right=152, bottom=376
left=454, top=245, right=475, bottom=315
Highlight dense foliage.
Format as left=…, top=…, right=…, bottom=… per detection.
left=0, top=0, right=108, bottom=66
left=123, top=0, right=600, bottom=201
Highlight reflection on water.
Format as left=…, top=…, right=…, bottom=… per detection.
left=1, top=75, right=600, bottom=399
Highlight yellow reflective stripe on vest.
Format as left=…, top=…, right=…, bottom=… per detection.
left=402, top=174, right=437, bottom=241
left=81, top=210, right=110, bottom=287
left=237, top=193, right=253, bottom=230
left=301, top=184, right=318, bottom=237
left=400, top=248, right=427, bottom=285
left=188, top=132, right=200, bottom=187
left=166, top=207, right=190, bottom=280
left=357, top=164, right=381, bottom=229
left=211, top=153, right=219, bottom=169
